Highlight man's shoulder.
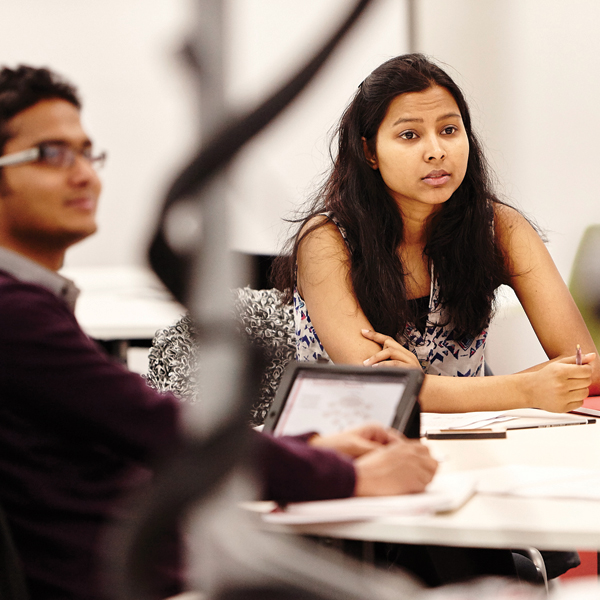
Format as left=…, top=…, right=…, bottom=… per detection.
left=0, top=269, right=70, bottom=315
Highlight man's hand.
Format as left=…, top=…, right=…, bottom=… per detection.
left=308, top=422, right=401, bottom=458
left=353, top=438, right=438, bottom=496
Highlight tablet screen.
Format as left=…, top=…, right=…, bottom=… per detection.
left=272, top=369, right=407, bottom=437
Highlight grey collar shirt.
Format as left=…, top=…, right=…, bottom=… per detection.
left=0, top=247, right=79, bottom=312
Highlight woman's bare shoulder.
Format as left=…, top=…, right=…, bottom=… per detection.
left=493, top=203, right=548, bottom=278
left=298, top=214, right=346, bottom=255
left=493, top=202, right=529, bottom=229
left=493, top=203, right=541, bottom=246
left=296, top=214, right=350, bottom=297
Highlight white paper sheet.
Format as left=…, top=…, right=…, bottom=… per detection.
left=262, top=472, right=476, bottom=524
left=467, top=464, right=600, bottom=501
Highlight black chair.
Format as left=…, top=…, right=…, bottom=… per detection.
left=0, top=504, right=28, bottom=600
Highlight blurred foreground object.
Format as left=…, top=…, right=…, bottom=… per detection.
left=115, top=2, right=440, bottom=600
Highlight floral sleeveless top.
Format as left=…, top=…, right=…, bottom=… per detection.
left=293, top=216, right=487, bottom=377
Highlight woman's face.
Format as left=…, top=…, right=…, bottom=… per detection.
left=364, top=85, right=469, bottom=216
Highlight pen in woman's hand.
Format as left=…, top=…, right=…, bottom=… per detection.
left=576, top=344, right=582, bottom=366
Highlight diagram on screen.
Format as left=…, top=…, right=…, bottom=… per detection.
left=322, top=393, right=374, bottom=431
left=274, top=376, right=405, bottom=437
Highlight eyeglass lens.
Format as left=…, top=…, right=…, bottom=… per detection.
left=39, top=143, right=106, bottom=169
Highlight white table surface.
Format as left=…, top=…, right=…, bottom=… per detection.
left=257, top=423, right=600, bottom=551
left=60, top=265, right=186, bottom=341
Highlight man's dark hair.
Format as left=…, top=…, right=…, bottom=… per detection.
left=0, top=65, right=80, bottom=156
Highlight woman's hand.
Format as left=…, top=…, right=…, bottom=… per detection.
left=526, top=352, right=595, bottom=412
left=361, top=329, right=421, bottom=370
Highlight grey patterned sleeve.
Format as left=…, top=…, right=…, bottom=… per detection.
left=145, top=287, right=296, bottom=427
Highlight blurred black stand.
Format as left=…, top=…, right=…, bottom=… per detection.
left=232, top=252, right=278, bottom=290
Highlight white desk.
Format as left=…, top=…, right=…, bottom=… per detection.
left=60, top=265, right=186, bottom=341
left=260, top=424, right=600, bottom=552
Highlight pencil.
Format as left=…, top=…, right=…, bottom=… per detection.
left=576, top=344, right=582, bottom=366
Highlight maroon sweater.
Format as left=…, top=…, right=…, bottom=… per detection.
left=0, top=270, right=355, bottom=599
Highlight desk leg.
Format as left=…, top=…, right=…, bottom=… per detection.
left=95, top=339, right=129, bottom=365
left=362, top=541, right=375, bottom=564
left=307, top=538, right=376, bottom=567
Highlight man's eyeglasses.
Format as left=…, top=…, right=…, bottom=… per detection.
left=0, top=143, right=107, bottom=170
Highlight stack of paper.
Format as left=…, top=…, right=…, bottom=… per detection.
left=421, top=411, right=516, bottom=432
left=262, top=472, right=476, bottom=524
left=421, top=409, right=594, bottom=436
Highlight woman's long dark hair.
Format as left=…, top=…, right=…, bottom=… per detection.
left=272, top=54, right=510, bottom=341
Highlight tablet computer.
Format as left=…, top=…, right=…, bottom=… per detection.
left=262, top=362, right=423, bottom=438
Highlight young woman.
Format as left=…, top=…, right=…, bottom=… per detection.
left=273, top=53, right=599, bottom=413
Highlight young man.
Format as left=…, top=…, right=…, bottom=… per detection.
left=0, top=66, right=437, bottom=599
left=0, top=66, right=186, bottom=600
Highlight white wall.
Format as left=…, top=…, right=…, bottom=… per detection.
left=0, top=0, right=199, bottom=268
left=416, top=0, right=600, bottom=373
left=0, top=0, right=406, bottom=266
left=417, top=0, right=600, bottom=279
left=4, top=0, right=598, bottom=373
left=224, top=0, right=407, bottom=255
